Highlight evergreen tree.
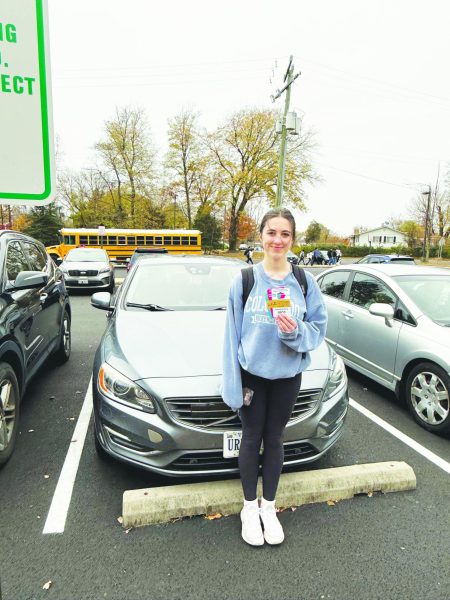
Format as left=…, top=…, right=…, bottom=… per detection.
left=193, top=209, right=222, bottom=251
left=23, top=204, right=64, bottom=246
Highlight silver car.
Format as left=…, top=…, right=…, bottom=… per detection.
left=90, top=255, right=348, bottom=477
left=316, top=264, right=450, bottom=436
left=60, top=248, right=115, bottom=292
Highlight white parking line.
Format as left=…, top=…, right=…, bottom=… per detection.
left=43, top=378, right=93, bottom=535
left=349, top=397, right=450, bottom=475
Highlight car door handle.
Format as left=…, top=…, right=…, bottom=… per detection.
left=342, top=310, right=354, bottom=319
left=40, top=293, right=48, bottom=303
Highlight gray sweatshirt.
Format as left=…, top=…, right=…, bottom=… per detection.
left=221, top=262, right=328, bottom=409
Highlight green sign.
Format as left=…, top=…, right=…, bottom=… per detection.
left=0, top=0, right=55, bottom=205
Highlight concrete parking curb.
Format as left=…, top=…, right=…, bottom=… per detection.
left=122, top=461, right=416, bottom=528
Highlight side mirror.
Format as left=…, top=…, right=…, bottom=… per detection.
left=11, top=271, right=48, bottom=290
left=91, top=292, right=113, bottom=311
left=369, top=303, right=394, bottom=327
left=55, top=257, right=63, bottom=265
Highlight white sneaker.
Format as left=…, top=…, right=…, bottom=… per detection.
left=259, top=499, right=284, bottom=545
left=240, top=503, right=264, bottom=546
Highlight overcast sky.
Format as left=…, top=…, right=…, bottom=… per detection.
left=48, top=0, right=450, bottom=235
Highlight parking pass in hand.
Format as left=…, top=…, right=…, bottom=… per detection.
left=266, top=286, right=292, bottom=318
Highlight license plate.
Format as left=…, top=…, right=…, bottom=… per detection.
left=78, top=278, right=89, bottom=284
left=223, top=431, right=241, bottom=458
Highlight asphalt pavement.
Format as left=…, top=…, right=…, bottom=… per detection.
left=0, top=267, right=449, bottom=600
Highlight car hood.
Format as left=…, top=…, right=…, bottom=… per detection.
left=62, top=260, right=110, bottom=270
left=102, top=310, right=331, bottom=380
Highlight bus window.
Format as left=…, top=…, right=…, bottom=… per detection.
left=189, top=236, right=198, bottom=245
left=63, top=235, right=76, bottom=244
left=155, top=236, right=163, bottom=245
left=80, top=236, right=88, bottom=245
left=127, top=236, right=136, bottom=244
left=164, top=236, right=172, bottom=245
left=137, top=236, right=144, bottom=245
left=118, top=236, right=126, bottom=245
left=173, top=236, right=181, bottom=245
left=145, top=236, right=154, bottom=245
left=182, top=236, right=189, bottom=245
left=108, top=235, right=117, bottom=244
left=89, top=235, right=98, bottom=245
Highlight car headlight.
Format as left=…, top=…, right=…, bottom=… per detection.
left=98, top=362, right=156, bottom=413
left=98, top=267, right=111, bottom=274
left=322, top=353, right=347, bottom=400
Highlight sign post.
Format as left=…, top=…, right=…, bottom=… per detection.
left=0, top=0, right=55, bottom=205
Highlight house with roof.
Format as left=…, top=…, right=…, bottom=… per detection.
left=349, top=226, right=406, bottom=248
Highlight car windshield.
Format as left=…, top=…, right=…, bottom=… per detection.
left=65, top=249, right=108, bottom=262
left=394, top=275, right=450, bottom=325
left=125, top=261, right=242, bottom=310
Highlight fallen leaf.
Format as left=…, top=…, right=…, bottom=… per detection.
left=327, top=500, right=336, bottom=506
left=117, top=516, right=123, bottom=524
left=124, top=527, right=133, bottom=534
left=43, top=580, right=52, bottom=590
left=276, top=506, right=287, bottom=512
left=363, top=387, right=368, bottom=391
left=291, top=506, right=297, bottom=512
left=205, top=513, right=222, bottom=520
left=28, top=429, right=34, bottom=433
left=44, top=474, right=50, bottom=479
left=49, top=396, right=55, bottom=400
left=367, top=491, right=373, bottom=498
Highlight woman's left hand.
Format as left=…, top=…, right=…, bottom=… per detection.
left=276, top=313, right=297, bottom=333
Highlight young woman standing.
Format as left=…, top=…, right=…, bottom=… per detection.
left=222, top=208, right=327, bottom=546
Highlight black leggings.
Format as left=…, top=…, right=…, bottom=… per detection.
left=239, top=369, right=302, bottom=501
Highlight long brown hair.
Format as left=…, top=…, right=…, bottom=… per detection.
left=259, top=208, right=296, bottom=239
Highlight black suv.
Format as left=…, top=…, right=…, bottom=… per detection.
left=0, top=231, right=71, bottom=467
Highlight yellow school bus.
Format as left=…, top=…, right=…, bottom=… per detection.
left=46, top=228, right=202, bottom=262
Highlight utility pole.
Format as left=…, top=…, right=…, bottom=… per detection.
left=422, top=186, right=432, bottom=262
left=172, top=193, right=177, bottom=229
left=271, top=56, right=301, bottom=207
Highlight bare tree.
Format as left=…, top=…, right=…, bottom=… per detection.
left=95, top=107, right=154, bottom=227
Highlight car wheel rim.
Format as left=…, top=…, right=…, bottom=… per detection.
left=410, top=371, right=449, bottom=426
left=63, top=318, right=71, bottom=355
left=0, top=379, right=15, bottom=451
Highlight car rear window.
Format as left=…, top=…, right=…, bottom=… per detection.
left=389, top=257, right=415, bottom=264
left=319, top=271, right=350, bottom=299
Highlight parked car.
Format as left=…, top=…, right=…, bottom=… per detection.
left=126, top=247, right=169, bottom=272
left=59, top=248, right=115, bottom=292
left=91, top=255, right=348, bottom=476
left=286, top=250, right=300, bottom=265
left=238, top=244, right=249, bottom=250
left=357, top=254, right=415, bottom=265
left=0, top=231, right=71, bottom=467
left=317, top=264, right=450, bottom=435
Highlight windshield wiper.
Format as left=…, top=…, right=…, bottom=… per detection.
left=126, top=302, right=172, bottom=311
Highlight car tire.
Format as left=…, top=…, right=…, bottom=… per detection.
left=52, top=309, right=71, bottom=365
left=404, top=362, right=450, bottom=436
left=0, top=362, right=21, bottom=468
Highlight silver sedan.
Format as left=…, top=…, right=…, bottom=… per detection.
left=316, top=264, right=450, bottom=436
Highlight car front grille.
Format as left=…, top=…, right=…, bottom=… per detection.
left=170, top=441, right=319, bottom=472
left=165, top=388, right=322, bottom=430
left=68, top=269, right=99, bottom=276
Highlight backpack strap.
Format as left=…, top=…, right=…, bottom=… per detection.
left=292, top=264, right=308, bottom=299
left=241, top=266, right=255, bottom=308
